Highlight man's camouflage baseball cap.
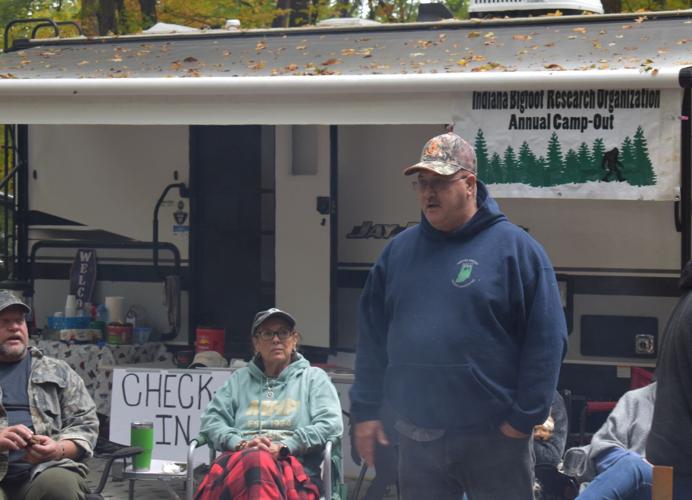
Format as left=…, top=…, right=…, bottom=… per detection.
left=404, top=132, right=477, bottom=176
left=0, top=290, right=30, bottom=315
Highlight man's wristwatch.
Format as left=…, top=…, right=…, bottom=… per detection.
left=278, top=444, right=290, bottom=458
left=235, top=440, right=248, bottom=451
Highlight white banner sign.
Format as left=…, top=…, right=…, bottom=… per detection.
left=110, top=368, right=231, bottom=462
left=454, top=89, right=682, bottom=200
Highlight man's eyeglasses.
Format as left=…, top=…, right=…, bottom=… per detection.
left=254, top=328, right=294, bottom=342
left=412, top=176, right=468, bottom=193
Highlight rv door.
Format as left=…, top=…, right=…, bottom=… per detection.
left=275, top=126, right=332, bottom=348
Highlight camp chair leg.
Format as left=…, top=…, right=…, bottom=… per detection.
left=352, top=463, right=368, bottom=499
left=652, top=465, right=673, bottom=500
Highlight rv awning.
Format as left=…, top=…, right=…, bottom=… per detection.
left=0, top=11, right=690, bottom=125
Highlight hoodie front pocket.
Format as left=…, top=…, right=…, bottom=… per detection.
left=385, top=363, right=509, bottom=429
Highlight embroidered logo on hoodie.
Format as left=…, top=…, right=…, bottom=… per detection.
left=453, top=259, right=479, bottom=288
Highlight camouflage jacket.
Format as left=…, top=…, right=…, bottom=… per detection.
left=0, top=346, right=99, bottom=482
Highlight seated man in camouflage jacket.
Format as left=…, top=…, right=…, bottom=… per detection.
left=0, top=290, right=98, bottom=500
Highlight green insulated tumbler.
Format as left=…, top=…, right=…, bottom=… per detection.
left=130, top=421, right=154, bottom=471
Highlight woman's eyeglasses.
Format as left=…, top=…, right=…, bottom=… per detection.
left=255, top=328, right=294, bottom=342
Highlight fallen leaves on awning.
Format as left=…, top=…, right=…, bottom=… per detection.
left=248, top=60, right=266, bottom=70
left=472, top=61, right=504, bottom=72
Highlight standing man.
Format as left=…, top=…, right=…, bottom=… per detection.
left=0, top=290, right=98, bottom=500
left=350, top=131, right=567, bottom=499
left=646, top=261, right=692, bottom=499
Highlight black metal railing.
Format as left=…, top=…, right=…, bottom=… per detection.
left=0, top=125, right=19, bottom=282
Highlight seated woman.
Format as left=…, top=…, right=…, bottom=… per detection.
left=194, top=308, right=343, bottom=500
left=567, top=382, right=656, bottom=500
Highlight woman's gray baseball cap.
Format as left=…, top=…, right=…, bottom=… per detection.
left=251, top=308, right=296, bottom=335
left=0, top=290, right=31, bottom=314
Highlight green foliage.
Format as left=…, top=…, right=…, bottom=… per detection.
left=366, top=0, right=419, bottom=22
left=444, top=0, right=469, bottom=19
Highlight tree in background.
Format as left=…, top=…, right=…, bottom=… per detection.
left=2, top=0, right=692, bottom=39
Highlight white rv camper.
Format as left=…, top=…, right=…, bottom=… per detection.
left=0, top=10, right=690, bottom=410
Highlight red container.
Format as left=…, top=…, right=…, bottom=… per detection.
left=195, top=327, right=225, bottom=356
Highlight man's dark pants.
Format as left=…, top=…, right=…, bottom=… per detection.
left=0, top=467, right=89, bottom=500
left=398, top=426, right=535, bottom=500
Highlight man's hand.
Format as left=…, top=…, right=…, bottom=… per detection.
left=23, top=435, right=62, bottom=464
left=0, top=424, right=33, bottom=452
left=499, top=421, right=529, bottom=439
left=354, top=420, right=389, bottom=468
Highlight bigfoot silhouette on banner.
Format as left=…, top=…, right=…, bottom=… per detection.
left=602, top=148, right=625, bottom=182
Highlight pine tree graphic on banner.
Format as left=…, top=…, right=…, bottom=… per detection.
left=546, top=132, right=563, bottom=186
left=620, top=136, right=635, bottom=179
left=519, top=141, right=538, bottom=185
left=475, top=129, right=491, bottom=183
left=472, top=127, right=655, bottom=188
left=490, top=153, right=503, bottom=183
left=563, top=149, right=580, bottom=183
left=504, top=146, right=519, bottom=183
left=591, top=138, right=606, bottom=182
left=577, top=142, right=593, bottom=183
left=630, top=126, right=656, bottom=186
left=537, top=156, right=548, bottom=186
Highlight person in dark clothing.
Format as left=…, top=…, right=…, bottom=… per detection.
left=646, top=260, right=692, bottom=499
left=350, top=131, right=567, bottom=500
left=533, top=391, right=568, bottom=468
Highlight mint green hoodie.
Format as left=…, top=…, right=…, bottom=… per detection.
left=200, top=353, right=343, bottom=490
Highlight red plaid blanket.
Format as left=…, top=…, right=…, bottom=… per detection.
left=194, top=448, right=321, bottom=500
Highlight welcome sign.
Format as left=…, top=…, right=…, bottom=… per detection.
left=453, top=88, right=681, bottom=200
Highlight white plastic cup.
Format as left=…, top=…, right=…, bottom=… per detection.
left=105, top=296, right=125, bottom=324
left=65, top=295, right=77, bottom=317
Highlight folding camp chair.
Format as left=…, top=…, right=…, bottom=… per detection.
left=185, top=436, right=344, bottom=500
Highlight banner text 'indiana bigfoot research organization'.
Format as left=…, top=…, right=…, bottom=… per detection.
left=454, top=88, right=680, bottom=200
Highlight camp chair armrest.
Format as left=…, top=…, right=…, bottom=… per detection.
left=91, top=446, right=143, bottom=495
left=322, top=440, right=332, bottom=500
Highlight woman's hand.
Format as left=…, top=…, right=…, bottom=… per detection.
left=244, top=436, right=285, bottom=458
left=245, top=436, right=272, bottom=450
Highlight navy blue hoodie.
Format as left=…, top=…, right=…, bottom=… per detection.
left=350, top=182, right=567, bottom=434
